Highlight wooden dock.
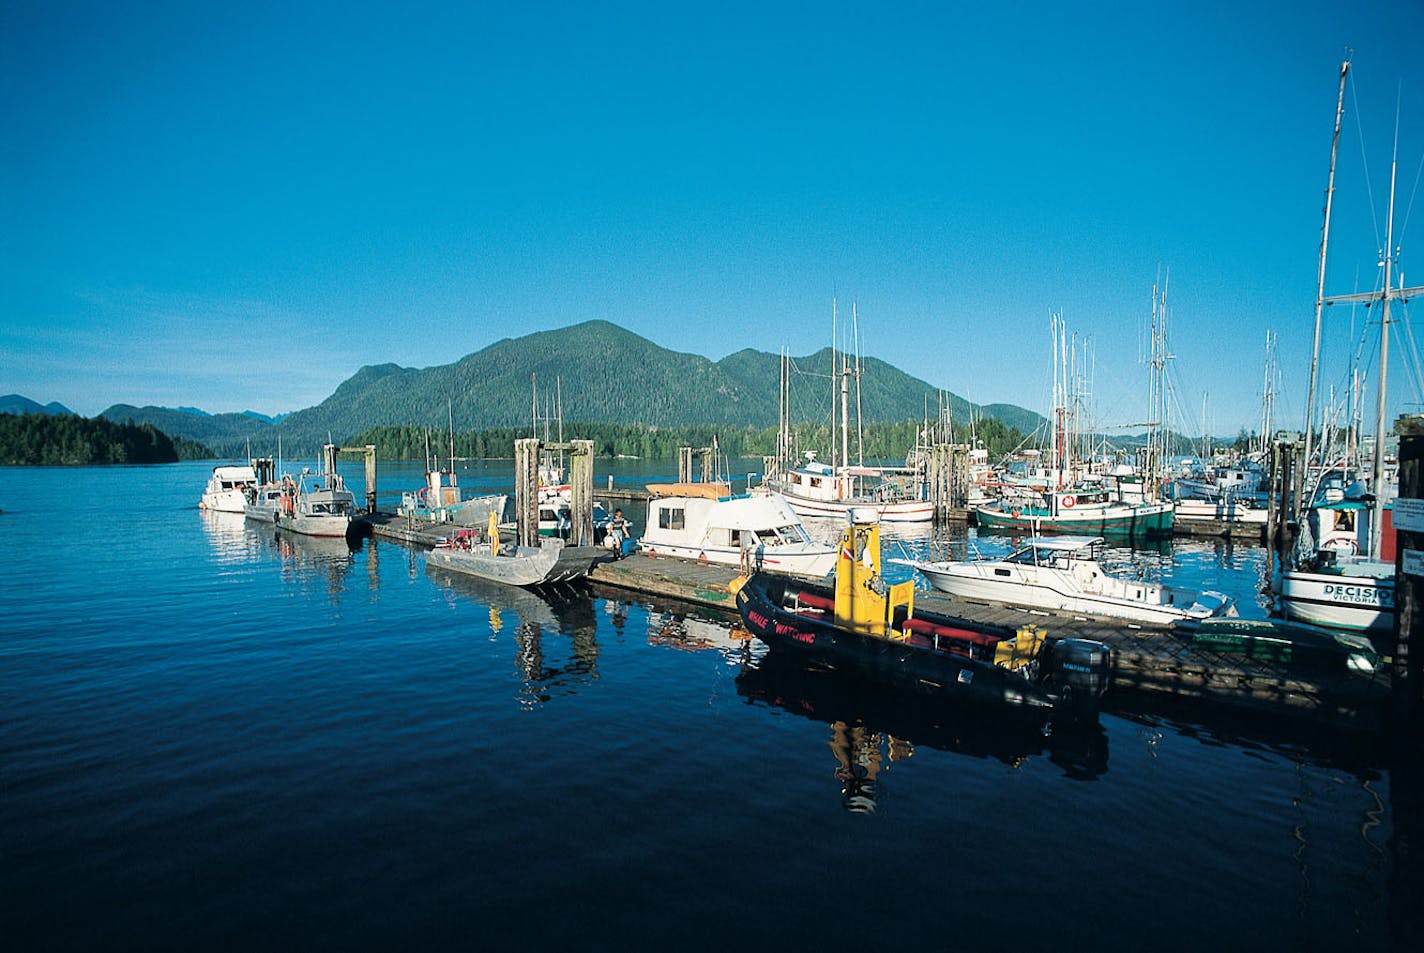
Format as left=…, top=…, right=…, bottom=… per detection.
left=589, top=553, right=1389, bottom=730
left=357, top=511, right=1383, bottom=729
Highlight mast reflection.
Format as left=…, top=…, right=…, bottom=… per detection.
left=426, top=568, right=600, bottom=706
left=738, top=651, right=1109, bottom=811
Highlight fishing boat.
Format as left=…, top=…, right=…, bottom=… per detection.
left=894, top=535, right=1236, bottom=625
left=733, top=511, right=1112, bottom=718
left=764, top=304, right=935, bottom=524
left=1277, top=57, right=1417, bottom=633
left=1278, top=483, right=1395, bottom=632
left=637, top=482, right=837, bottom=576
left=426, top=513, right=609, bottom=587
left=199, top=463, right=261, bottom=513
left=972, top=485, right=1174, bottom=538
left=770, top=455, right=935, bottom=523
left=243, top=478, right=287, bottom=523
left=273, top=471, right=357, bottom=538
left=397, top=466, right=507, bottom=527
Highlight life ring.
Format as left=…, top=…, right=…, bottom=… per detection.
left=417, top=487, right=430, bottom=505
left=1062, top=495, right=1076, bottom=508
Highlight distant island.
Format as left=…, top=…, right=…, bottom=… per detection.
left=0, top=412, right=211, bottom=465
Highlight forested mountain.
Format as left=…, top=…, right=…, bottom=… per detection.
left=97, top=320, right=1045, bottom=457
left=0, top=412, right=210, bottom=465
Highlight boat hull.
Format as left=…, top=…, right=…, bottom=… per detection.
left=973, top=501, right=1174, bottom=537
left=1278, top=567, right=1395, bottom=633
left=734, top=573, right=1105, bottom=714
left=426, top=538, right=608, bottom=587
left=912, top=562, right=1228, bottom=625
left=638, top=541, right=835, bottom=577
left=275, top=512, right=352, bottom=538
left=779, top=493, right=934, bottom=523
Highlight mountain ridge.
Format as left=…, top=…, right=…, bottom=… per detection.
left=86, top=320, right=1044, bottom=454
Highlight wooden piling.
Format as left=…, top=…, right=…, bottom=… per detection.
left=1393, top=413, right=1424, bottom=725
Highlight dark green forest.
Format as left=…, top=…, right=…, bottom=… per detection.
left=0, top=413, right=211, bottom=465
left=350, top=415, right=1030, bottom=462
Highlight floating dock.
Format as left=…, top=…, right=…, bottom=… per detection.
left=589, top=553, right=1388, bottom=730
left=357, top=511, right=1382, bottom=729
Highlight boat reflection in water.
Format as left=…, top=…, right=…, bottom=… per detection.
left=737, top=651, right=1108, bottom=812
left=645, top=609, right=757, bottom=665
left=426, top=568, right=600, bottom=706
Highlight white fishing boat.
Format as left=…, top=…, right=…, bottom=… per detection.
left=397, top=466, right=507, bottom=527
left=426, top=517, right=608, bottom=587
left=244, top=478, right=287, bottom=523
left=767, top=456, right=934, bottom=523
left=894, top=536, right=1234, bottom=625
left=1277, top=57, right=1416, bottom=633
left=637, top=482, right=838, bottom=576
left=199, top=463, right=259, bottom=513
left=765, top=304, right=935, bottom=524
left=1279, top=480, right=1395, bottom=632
left=273, top=471, right=357, bottom=538
left=1171, top=496, right=1267, bottom=525
left=972, top=485, right=1175, bottom=537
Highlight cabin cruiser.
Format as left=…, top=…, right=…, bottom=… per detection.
left=199, top=463, right=260, bottom=514
left=638, top=483, right=837, bottom=576
left=895, top=536, right=1235, bottom=626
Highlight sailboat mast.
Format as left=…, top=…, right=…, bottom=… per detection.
left=1368, top=153, right=1400, bottom=560
left=830, top=297, right=838, bottom=475
left=1302, top=58, right=1351, bottom=500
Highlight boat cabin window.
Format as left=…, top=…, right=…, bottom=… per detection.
left=659, top=506, right=685, bottom=531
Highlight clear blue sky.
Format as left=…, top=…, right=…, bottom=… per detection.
left=4, top=0, right=1422, bottom=436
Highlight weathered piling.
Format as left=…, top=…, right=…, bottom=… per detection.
left=1392, top=413, right=1424, bottom=725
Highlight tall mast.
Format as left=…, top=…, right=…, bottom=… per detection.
left=853, top=302, right=864, bottom=466
left=830, top=297, right=838, bottom=474
left=1322, top=121, right=1424, bottom=559
left=1301, top=58, right=1351, bottom=504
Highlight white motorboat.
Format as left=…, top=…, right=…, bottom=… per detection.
left=199, top=464, right=259, bottom=513
left=894, top=535, right=1236, bottom=625
left=637, top=482, right=837, bottom=577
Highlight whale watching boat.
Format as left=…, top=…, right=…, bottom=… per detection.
left=638, top=482, right=837, bottom=577
left=894, top=536, right=1236, bottom=625
left=734, top=511, right=1112, bottom=718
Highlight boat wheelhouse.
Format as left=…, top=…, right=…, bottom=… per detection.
left=638, top=482, right=837, bottom=576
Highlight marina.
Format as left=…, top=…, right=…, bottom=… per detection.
left=335, top=453, right=1400, bottom=732
left=4, top=457, right=1420, bottom=953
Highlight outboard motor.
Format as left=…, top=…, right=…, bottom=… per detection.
left=1043, top=638, right=1112, bottom=717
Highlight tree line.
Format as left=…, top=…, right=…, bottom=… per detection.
left=349, top=417, right=1031, bottom=463
left=0, top=413, right=212, bottom=465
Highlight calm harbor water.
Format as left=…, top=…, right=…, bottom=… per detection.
left=2, top=459, right=1418, bottom=951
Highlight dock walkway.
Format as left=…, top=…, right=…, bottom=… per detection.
left=591, top=553, right=1388, bottom=730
